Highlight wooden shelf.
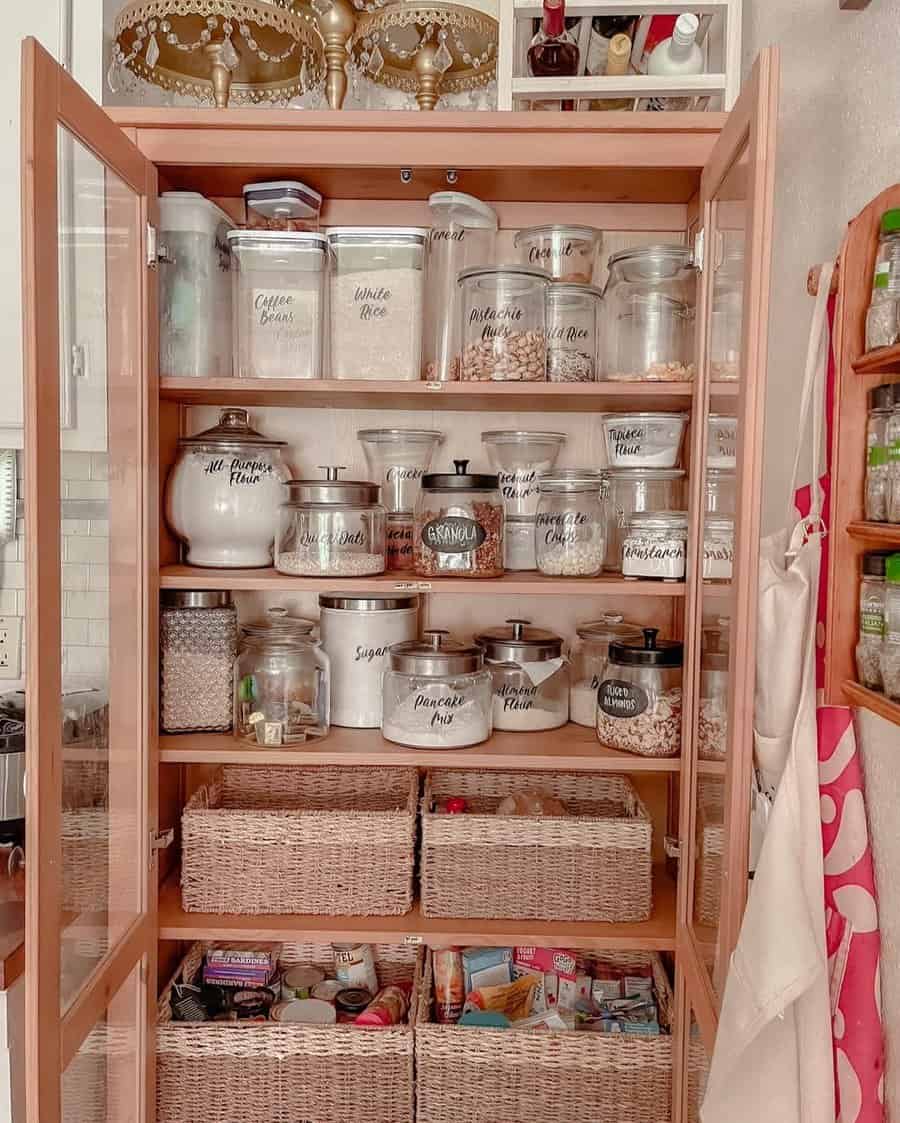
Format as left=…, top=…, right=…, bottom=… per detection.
left=159, top=566, right=686, bottom=597
left=842, top=681, right=900, bottom=727
left=847, top=521, right=900, bottom=547
left=158, top=869, right=677, bottom=950
left=159, top=724, right=681, bottom=772
left=852, top=344, right=900, bottom=376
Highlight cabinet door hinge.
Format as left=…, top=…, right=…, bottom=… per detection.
left=149, top=827, right=174, bottom=867
left=146, top=223, right=173, bottom=268
left=664, top=835, right=681, bottom=860
left=692, top=229, right=704, bottom=273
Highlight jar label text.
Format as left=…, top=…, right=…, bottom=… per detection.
left=414, top=691, right=466, bottom=728
left=498, top=468, right=539, bottom=501
left=422, top=515, right=486, bottom=554
left=469, top=304, right=524, bottom=343
left=494, top=681, right=538, bottom=712
left=598, top=678, right=649, bottom=719
left=202, top=455, right=275, bottom=487
left=536, top=509, right=590, bottom=547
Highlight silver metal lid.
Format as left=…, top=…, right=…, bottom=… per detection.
left=318, top=593, right=418, bottom=611
left=161, top=590, right=233, bottom=609
left=179, top=408, right=286, bottom=449
left=475, top=618, right=564, bottom=662
left=388, top=629, right=483, bottom=675
left=576, top=615, right=643, bottom=643
left=284, top=466, right=380, bottom=506
left=538, top=469, right=606, bottom=494
left=226, top=230, right=328, bottom=250
left=241, top=607, right=315, bottom=639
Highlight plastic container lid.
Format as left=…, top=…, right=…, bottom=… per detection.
left=226, top=229, right=328, bottom=252
left=241, top=607, right=316, bottom=638
left=514, top=224, right=602, bottom=245
left=327, top=227, right=428, bottom=245
left=608, top=627, right=683, bottom=668
left=422, top=458, right=498, bottom=491
left=389, top=630, right=484, bottom=675
left=179, top=408, right=286, bottom=449
left=159, top=191, right=234, bottom=237
left=602, top=411, right=689, bottom=425
left=428, top=191, right=498, bottom=230
left=243, top=179, right=323, bottom=220
left=475, top=618, right=564, bottom=662
left=881, top=209, right=900, bottom=235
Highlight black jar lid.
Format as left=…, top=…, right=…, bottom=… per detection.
left=422, top=458, right=498, bottom=491
left=862, top=551, right=894, bottom=578
left=608, top=627, right=683, bottom=668
left=335, top=987, right=372, bottom=1014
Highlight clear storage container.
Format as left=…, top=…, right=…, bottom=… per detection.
left=382, top=630, right=492, bottom=748
left=415, top=460, right=504, bottom=578
left=569, top=614, right=643, bottom=728
left=233, top=608, right=328, bottom=744
left=602, top=245, right=696, bottom=382
left=328, top=227, right=427, bottom=381
left=707, top=414, right=737, bottom=469
left=622, top=511, right=688, bottom=581
left=601, top=411, right=688, bottom=469
left=513, top=224, right=602, bottom=283
left=856, top=553, right=889, bottom=692
left=710, top=245, right=744, bottom=381
left=699, top=620, right=729, bottom=761
left=475, top=619, right=568, bottom=732
left=158, top=191, right=234, bottom=380
left=597, top=628, right=683, bottom=758
left=160, top=590, right=237, bottom=734
left=866, top=209, right=900, bottom=351
left=227, top=230, right=328, bottom=380
left=458, top=266, right=549, bottom=382
left=535, top=470, right=606, bottom=577
left=243, top=179, right=323, bottom=231
left=880, top=555, right=900, bottom=700
left=603, top=467, right=686, bottom=572
left=703, top=516, right=735, bottom=582
left=357, top=428, right=444, bottom=514
left=705, top=468, right=736, bottom=516
left=545, top=282, right=602, bottom=382
left=504, top=517, right=537, bottom=571
left=385, top=512, right=415, bottom=572
left=423, top=192, right=498, bottom=381
left=481, top=429, right=566, bottom=518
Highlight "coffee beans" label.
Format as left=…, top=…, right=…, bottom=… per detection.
left=422, top=516, right=486, bottom=554
left=598, top=679, right=649, bottom=719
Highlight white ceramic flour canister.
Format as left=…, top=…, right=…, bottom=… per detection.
left=318, top=593, right=419, bottom=728
left=165, top=408, right=291, bottom=568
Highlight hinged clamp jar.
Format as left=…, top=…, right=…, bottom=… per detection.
left=535, top=470, right=607, bottom=577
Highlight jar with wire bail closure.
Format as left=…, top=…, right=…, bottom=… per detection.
left=535, top=470, right=607, bottom=577
left=475, top=619, right=569, bottom=732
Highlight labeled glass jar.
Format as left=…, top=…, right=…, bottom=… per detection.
left=481, top=430, right=566, bottom=518
left=856, top=552, right=889, bottom=691
left=596, top=628, right=683, bottom=757
left=705, top=468, right=736, bottom=516
left=318, top=593, right=418, bottom=728
left=415, top=460, right=504, bottom=578
left=475, top=619, right=569, bottom=732
left=227, top=230, right=328, bottom=380
left=865, top=384, right=895, bottom=522
left=160, top=590, right=237, bottom=734
left=602, top=245, right=696, bottom=382
left=889, top=396, right=900, bottom=523
left=164, top=408, right=291, bottom=568
left=535, top=470, right=606, bottom=577
left=327, top=227, right=427, bottom=381
left=601, top=411, right=687, bottom=469
left=707, top=414, right=737, bottom=469
left=385, top=513, right=415, bottom=573
left=569, top=614, right=643, bottom=728
left=458, top=266, right=549, bottom=382
left=504, top=517, right=537, bottom=571
left=234, top=608, right=328, bottom=745
left=699, top=620, right=730, bottom=761
left=881, top=555, right=900, bottom=700
left=513, top=224, right=602, bottom=282
left=703, top=516, right=735, bottom=582
left=603, top=467, right=686, bottom=572
left=622, top=511, right=688, bottom=581
left=275, top=467, right=386, bottom=577
left=423, top=192, right=498, bottom=381
left=382, top=630, right=492, bottom=748
left=866, top=209, right=900, bottom=351
left=357, top=428, right=444, bottom=514
left=545, top=282, right=603, bottom=382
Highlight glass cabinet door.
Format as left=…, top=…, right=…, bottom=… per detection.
left=21, top=38, right=156, bottom=1123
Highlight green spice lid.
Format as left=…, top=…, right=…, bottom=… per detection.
left=886, top=554, right=900, bottom=584
left=882, top=209, right=900, bottom=235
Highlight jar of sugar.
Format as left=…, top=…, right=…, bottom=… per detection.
left=535, top=470, right=607, bottom=578
left=475, top=619, right=568, bottom=732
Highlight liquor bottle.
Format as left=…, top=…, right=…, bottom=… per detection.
left=527, top=0, right=580, bottom=110
left=590, top=32, right=632, bottom=111
left=646, top=12, right=703, bottom=110
left=585, top=15, right=636, bottom=75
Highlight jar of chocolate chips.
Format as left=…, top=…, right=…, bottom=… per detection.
left=414, top=459, right=504, bottom=578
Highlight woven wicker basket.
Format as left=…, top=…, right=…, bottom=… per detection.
left=158, top=942, right=422, bottom=1123
left=694, top=780, right=724, bottom=928
left=181, top=766, right=418, bottom=915
left=420, top=769, right=652, bottom=921
left=415, top=949, right=673, bottom=1123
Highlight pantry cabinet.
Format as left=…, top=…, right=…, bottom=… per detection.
left=20, top=36, right=777, bottom=1123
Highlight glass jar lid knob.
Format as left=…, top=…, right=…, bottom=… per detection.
left=453, top=459, right=469, bottom=475
left=642, top=627, right=660, bottom=651
left=220, top=407, right=251, bottom=429
left=507, top=618, right=530, bottom=640
left=424, top=629, right=450, bottom=650
left=318, top=465, right=347, bottom=481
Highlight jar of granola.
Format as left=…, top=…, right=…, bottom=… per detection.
left=414, top=460, right=504, bottom=578
left=597, top=627, right=683, bottom=757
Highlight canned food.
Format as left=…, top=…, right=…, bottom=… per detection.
left=281, top=965, right=326, bottom=1001
left=271, top=997, right=337, bottom=1024
left=332, top=942, right=379, bottom=994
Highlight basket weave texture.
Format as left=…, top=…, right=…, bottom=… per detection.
left=181, top=766, right=418, bottom=916
left=415, top=949, right=673, bottom=1123
left=420, top=769, right=652, bottom=921
left=158, top=942, right=421, bottom=1123
left=695, top=780, right=724, bottom=927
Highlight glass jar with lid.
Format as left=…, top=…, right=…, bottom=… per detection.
left=880, top=555, right=900, bottom=700
left=856, top=552, right=890, bottom=691
left=234, top=608, right=328, bottom=745
left=160, top=590, right=237, bottom=734
left=545, top=282, right=603, bottom=382
left=381, top=630, right=492, bottom=748
left=699, top=619, right=730, bottom=761
left=458, top=266, right=549, bottom=382
left=703, top=517, right=735, bottom=582
left=602, top=244, right=696, bottom=382
left=275, top=466, right=386, bottom=577
left=603, top=467, right=686, bottom=572
left=596, top=627, right=683, bottom=758
left=415, top=459, right=504, bottom=578
left=504, top=517, right=537, bottom=571
left=707, top=414, right=737, bottom=469
left=569, top=614, right=643, bottom=728
left=622, top=511, right=688, bottom=582
left=385, top=513, right=415, bottom=572
left=705, top=468, right=736, bottom=516
left=710, top=243, right=744, bottom=381
left=423, top=192, right=498, bottom=381
left=865, top=385, right=896, bottom=522
left=535, top=470, right=606, bottom=577
left=513, top=224, right=602, bottom=282
left=357, top=428, right=444, bottom=514
left=475, top=619, right=569, bottom=732
left=164, top=408, right=291, bottom=569
left=866, top=209, right=900, bottom=351
left=481, top=430, right=566, bottom=518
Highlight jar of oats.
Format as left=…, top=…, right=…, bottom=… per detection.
left=458, top=266, right=549, bottom=382
left=597, top=627, right=683, bottom=758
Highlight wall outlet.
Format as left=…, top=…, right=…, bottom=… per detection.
left=0, top=617, right=21, bottom=678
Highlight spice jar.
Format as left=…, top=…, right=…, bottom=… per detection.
left=602, top=245, right=696, bottom=382
left=545, top=283, right=602, bottom=382
left=569, top=615, right=643, bottom=728
left=535, top=471, right=606, bottom=577
left=703, top=517, right=735, bottom=582
left=415, top=460, right=504, bottom=578
left=357, top=428, right=444, bottom=514
left=601, top=411, right=688, bottom=469
left=504, top=517, right=537, bottom=571
left=603, top=467, right=686, bottom=572
left=699, top=619, right=729, bottom=761
left=707, top=415, right=737, bottom=469
left=385, top=513, right=415, bottom=572
left=481, top=430, right=566, bottom=518
left=381, top=630, right=492, bottom=748
left=160, top=590, right=237, bottom=733
left=275, top=467, right=386, bottom=577
left=318, top=593, right=418, bottom=728
left=881, top=555, right=900, bottom=700
left=622, top=511, right=688, bottom=581
left=856, top=553, right=890, bottom=691
left=596, top=627, right=683, bottom=758
left=475, top=619, right=569, bottom=732
left=890, top=395, right=900, bottom=523
left=234, top=608, right=329, bottom=744
left=513, top=224, right=602, bottom=282
left=705, top=469, right=736, bottom=517
left=866, top=209, right=900, bottom=351
left=458, top=266, right=549, bottom=382
left=165, top=408, right=291, bottom=568
left=423, top=192, right=498, bottom=381
left=865, top=385, right=896, bottom=522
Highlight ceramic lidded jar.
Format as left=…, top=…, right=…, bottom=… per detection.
left=165, top=408, right=291, bottom=568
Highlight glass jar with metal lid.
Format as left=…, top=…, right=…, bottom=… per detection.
left=513, top=224, right=602, bottom=282
left=622, top=511, right=688, bottom=582
left=569, top=614, right=643, bottom=728
left=699, top=619, right=730, bottom=760
left=275, top=466, right=386, bottom=578
left=415, top=459, right=504, bottom=578
left=602, top=244, right=696, bottom=382
left=475, top=618, right=569, bottom=732
left=234, top=608, right=329, bottom=745
left=603, top=467, right=686, bottom=572
left=458, top=266, right=549, bottom=382
left=535, top=470, right=606, bottom=577
left=381, top=630, right=492, bottom=748
left=164, top=407, right=291, bottom=569
left=596, top=627, right=683, bottom=758
left=703, top=516, right=735, bottom=582
left=160, top=590, right=237, bottom=734
left=545, top=282, right=603, bottom=382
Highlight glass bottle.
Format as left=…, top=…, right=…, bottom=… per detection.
left=866, top=209, right=900, bottom=351
left=856, top=553, right=889, bottom=691
left=865, top=384, right=895, bottom=522
left=585, top=15, right=636, bottom=76
left=527, top=0, right=580, bottom=110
